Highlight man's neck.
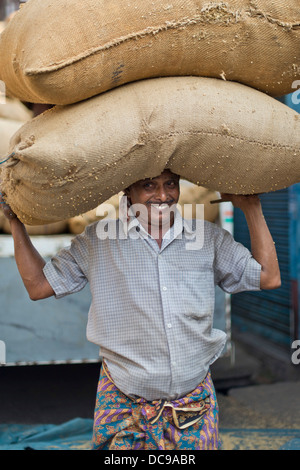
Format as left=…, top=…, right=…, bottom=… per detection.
left=146, top=218, right=175, bottom=248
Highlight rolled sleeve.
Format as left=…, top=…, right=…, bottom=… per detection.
left=213, top=226, right=261, bottom=294
left=43, top=258, right=87, bottom=299
left=237, top=255, right=261, bottom=293
left=43, top=230, right=90, bottom=299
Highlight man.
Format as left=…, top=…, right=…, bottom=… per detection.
left=0, top=169, right=280, bottom=450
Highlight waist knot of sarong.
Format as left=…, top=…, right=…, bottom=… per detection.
left=140, top=393, right=211, bottom=430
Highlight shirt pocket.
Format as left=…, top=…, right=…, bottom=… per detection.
left=178, top=270, right=215, bottom=321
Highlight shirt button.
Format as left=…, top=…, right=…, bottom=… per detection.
left=167, top=323, right=172, bottom=328
left=162, top=286, right=167, bottom=291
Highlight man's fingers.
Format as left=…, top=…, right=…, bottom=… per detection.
left=2, top=206, right=18, bottom=220
left=0, top=192, right=18, bottom=220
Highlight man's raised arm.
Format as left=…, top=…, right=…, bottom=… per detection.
left=220, top=193, right=281, bottom=291
left=0, top=194, right=55, bottom=300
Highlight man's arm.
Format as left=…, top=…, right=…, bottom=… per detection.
left=220, top=194, right=281, bottom=290
left=1, top=196, right=55, bottom=300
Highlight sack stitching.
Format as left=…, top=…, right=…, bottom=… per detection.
left=24, top=3, right=300, bottom=76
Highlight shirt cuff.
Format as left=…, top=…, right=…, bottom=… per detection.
left=43, top=260, right=69, bottom=299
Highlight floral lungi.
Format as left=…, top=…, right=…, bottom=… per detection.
left=91, top=362, right=220, bottom=450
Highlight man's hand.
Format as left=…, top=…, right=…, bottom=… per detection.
left=0, top=192, right=18, bottom=221
left=219, top=193, right=261, bottom=212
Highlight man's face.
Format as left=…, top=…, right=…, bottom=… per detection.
left=125, top=170, right=180, bottom=229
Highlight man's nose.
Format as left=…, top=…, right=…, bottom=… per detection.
left=155, top=186, right=168, bottom=202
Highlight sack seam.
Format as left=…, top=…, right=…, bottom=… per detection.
left=24, top=3, right=300, bottom=76
left=143, top=129, right=299, bottom=153
left=7, top=129, right=299, bottom=166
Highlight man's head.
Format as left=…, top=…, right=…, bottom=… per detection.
left=124, top=169, right=180, bottom=230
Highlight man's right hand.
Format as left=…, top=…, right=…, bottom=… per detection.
left=0, top=192, right=19, bottom=222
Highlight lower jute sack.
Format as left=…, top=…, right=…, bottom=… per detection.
left=1, top=76, right=300, bottom=225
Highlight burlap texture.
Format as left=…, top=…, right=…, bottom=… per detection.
left=0, top=0, right=299, bottom=104
left=1, top=77, right=300, bottom=225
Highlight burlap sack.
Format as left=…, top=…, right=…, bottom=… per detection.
left=0, top=109, right=66, bottom=234
left=0, top=0, right=299, bottom=105
left=1, top=77, right=300, bottom=225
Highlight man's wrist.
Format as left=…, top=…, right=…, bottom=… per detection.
left=243, top=201, right=265, bottom=223
left=9, top=217, right=25, bottom=230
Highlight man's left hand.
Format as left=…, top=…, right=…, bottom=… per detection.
left=220, top=193, right=261, bottom=212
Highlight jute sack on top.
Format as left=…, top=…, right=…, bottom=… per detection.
left=0, top=0, right=299, bottom=105
left=1, top=76, right=300, bottom=225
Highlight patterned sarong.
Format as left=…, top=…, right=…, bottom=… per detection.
left=91, top=362, right=220, bottom=450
